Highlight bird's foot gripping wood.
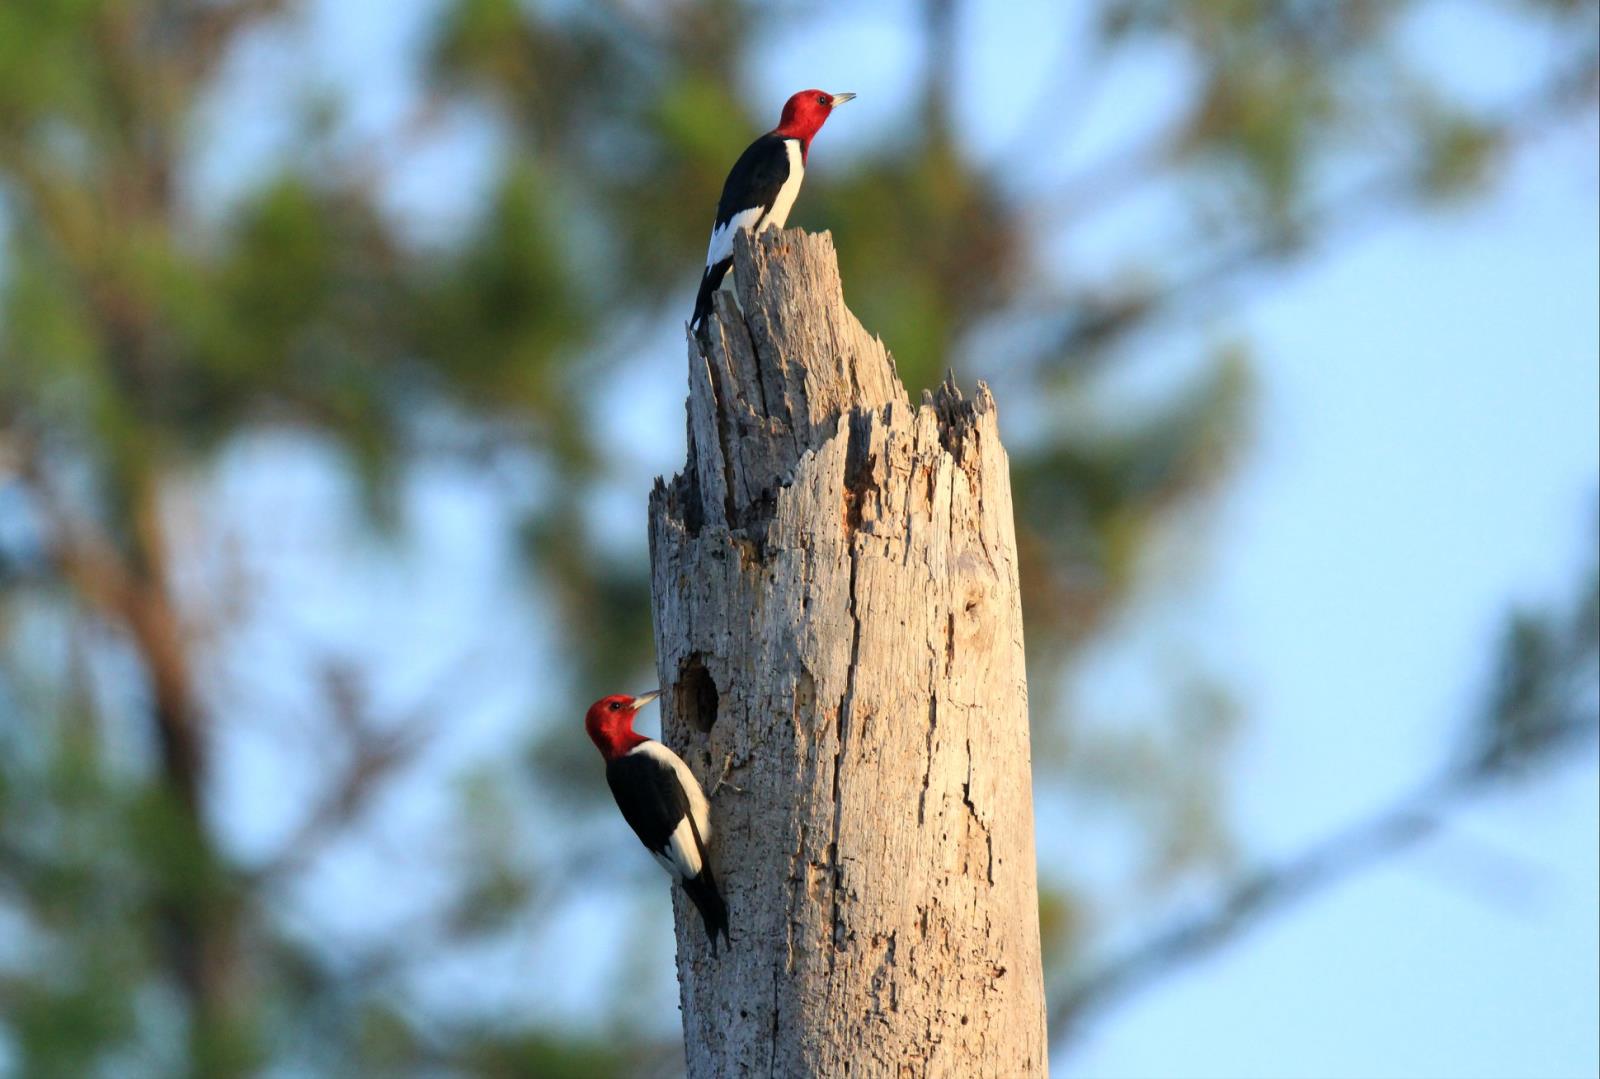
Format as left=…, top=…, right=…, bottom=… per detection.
left=709, top=752, right=743, bottom=799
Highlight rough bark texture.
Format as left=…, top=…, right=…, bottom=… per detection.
left=648, top=229, right=1046, bottom=1078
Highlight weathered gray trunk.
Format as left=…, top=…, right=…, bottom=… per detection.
left=648, top=229, right=1046, bottom=1078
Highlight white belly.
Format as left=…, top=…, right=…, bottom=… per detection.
left=761, top=139, right=806, bottom=231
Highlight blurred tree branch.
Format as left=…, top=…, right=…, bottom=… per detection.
left=8, top=399, right=248, bottom=1076
left=1048, top=549, right=1600, bottom=1041
left=246, top=660, right=450, bottom=887
left=1032, top=51, right=1600, bottom=370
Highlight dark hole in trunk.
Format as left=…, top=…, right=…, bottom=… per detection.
left=676, top=654, right=719, bottom=733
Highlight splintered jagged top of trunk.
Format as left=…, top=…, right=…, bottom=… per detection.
left=655, top=228, right=912, bottom=538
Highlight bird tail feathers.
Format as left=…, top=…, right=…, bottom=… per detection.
left=681, top=869, right=730, bottom=956
left=690, top=259, right=733, bottom=332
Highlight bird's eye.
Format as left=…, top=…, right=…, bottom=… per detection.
left=817, top=94, right=829, bottom=106
left=608, top=701, right=621, bottom=712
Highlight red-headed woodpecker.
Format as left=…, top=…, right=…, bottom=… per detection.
left=690, top=89, right=856, bottom=332
left=585, top=690, right=730, bottom=952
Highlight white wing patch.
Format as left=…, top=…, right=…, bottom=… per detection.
left=704, top=207, right=762, bottom=267
left=702, top=139, right=806, bottom=268
left=654, top=817, right=703, bottom=880
left=634, top=741, right=713, bottom=881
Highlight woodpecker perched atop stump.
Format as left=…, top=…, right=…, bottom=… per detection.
left=690, top=88, right=855, bottom=332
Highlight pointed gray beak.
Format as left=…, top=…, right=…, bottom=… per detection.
left=631, top=690, right=661, bottom=710
left=830, top=92, right=857, bottom=107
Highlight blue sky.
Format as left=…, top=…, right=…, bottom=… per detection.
left=178, top=1, right=1598, bottom=1072
left=1064, top=118, right=1599, bottom=1079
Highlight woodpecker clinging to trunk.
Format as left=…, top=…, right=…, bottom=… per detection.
left=690, top=89, right=856, bottom=332
left=584, top=691, right=730, bottom=952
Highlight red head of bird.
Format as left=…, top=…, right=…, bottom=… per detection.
left=584, top=690, right=660, bottom=760
left=773, top=89, right=856, bottom=146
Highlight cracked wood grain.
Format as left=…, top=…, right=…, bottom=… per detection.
left=649, top=229, right=1046, bottom=1078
